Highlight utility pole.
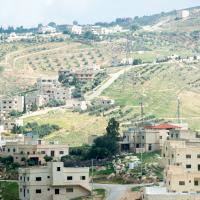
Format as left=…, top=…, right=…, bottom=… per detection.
left=121, top=34, right=133, bottom=92
left=91, top=159, right=94, bottom=200
left=139, top=97, right=144, bottom=176
left=177, top=97, right=181, bottom=124
left=140, top=97, right=144, bottom=125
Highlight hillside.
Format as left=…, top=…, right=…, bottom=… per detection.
left=0, top=39, right=123, bottom=96
left=24, top=110, right=107, bottom=146
left=103, top=62, right=200, bottom=130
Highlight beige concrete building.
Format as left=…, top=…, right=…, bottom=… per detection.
left=0, top=111, right=23, bottom=131
left=2, top=138, right=69, bottom=165
left=120, top=124, right=181, bottom=153
left=18, top=162, right=91, bottom=200
left=36, top=77, right=73, bottom=102
left=0, top=96, right=24, bottom=113
left=143, top=138, right=200, bottom=200
left=58, top=67, right=97, bottom=84
left=162, top=139, right=200, bottom=171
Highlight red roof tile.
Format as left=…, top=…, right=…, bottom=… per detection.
left=144, top=124, right=181, bottom=130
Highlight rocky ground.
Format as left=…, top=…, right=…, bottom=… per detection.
left=120, top=189, right=141, bottom=200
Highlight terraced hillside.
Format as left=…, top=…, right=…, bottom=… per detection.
left=103, top=62, right=200, bottom=130
left=0, top=39, right=123, bottom=96
left=24, top=110, right=107, bottom=146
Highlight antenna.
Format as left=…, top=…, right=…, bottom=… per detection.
left=121, top=34, right=133, bottom=92
left=177, top=97, right=181, bottom=124
left=140, top=97, right=144, bottom=125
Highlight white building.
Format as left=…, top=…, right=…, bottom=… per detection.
left=18, top=162, right=91, bottom=200
left=177, top=10, right=190, bottom=19
left=38, top=26, right=57, bottom=34
left=71, top=25, right=82, bottom=35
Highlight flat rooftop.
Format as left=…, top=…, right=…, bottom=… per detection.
left=145, top=187, right=200, bottom=195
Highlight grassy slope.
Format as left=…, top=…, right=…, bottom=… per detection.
left=103, top=62, right=200, bottom=130
left=24, top=110, right=107, bottom=146
left=0, top=182, right=19, bottom=200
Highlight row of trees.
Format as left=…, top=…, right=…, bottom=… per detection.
left=11, top=122, right=60, bottom=138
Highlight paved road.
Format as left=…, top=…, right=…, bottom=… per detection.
left=85, top=64, right=148, bottom=101
left=94, top=183, right=153, bottom=200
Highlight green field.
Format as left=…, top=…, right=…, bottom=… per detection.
left=24, top=110, right=107, bottom=146
left=103, top=62, right=200, bottom=130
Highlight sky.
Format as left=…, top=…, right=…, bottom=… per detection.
left=1, top=0, right=199, bottom=28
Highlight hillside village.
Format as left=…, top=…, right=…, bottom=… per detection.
left=1, top=5, right=200, bottom=200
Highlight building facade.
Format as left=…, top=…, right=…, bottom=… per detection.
left=18, top=162, right=91, bottom=200
left=143, top=136, right=200, bottom=199
left=0, top=96, right=24, bottom=113
left=120, top=124, right=180, bottom=153
left=2, top=138, right=69, bottom=165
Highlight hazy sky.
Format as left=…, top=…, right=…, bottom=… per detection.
left=1, top=0, right=199, bottom=27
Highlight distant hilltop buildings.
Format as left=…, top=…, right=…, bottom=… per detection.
left=68, top=24, right=126, bottom=36
left=177, top=10, right=190, bottom=19
left=38, top=25, right=57, bottom=34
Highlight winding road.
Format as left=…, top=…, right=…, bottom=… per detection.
left=94, top=183, right=153, bottom=200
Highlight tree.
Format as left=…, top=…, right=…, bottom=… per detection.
left=73, top=21, right=78, bottom=25
left=83, top=31, right=99, bottom=41
left=133, top=59, right=142, bottom=65
left=9, top=110, right=23, bottom=117
left=44, top=155, right=53, bottom=162
left=11, top=125, right=24, bottom=134
left=87, top=118, right=120, bottom=159
left=30, top=103, right=38, bottom=111
left=106, top=118, right=120, bottom=138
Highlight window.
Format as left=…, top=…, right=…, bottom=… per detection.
left=20, top=188, right=22, bottom=192
left=27, top=177, right=29, bottom=181
left=198, top=164, right=200, bottom=171
left=55, top=189, right=59, bottom=195
left=57, top=167, right=61, bottom=171
left=179, top=181, right=185, bottom=185
left=59, top=151, right=64, bottom=155
left=67, top=176, right=73, bottom=180
left=41, top=151, right=45, bottom=154
left=80, top=176, right=86, bottom=180
left=66, top=188, right=74, bottom=193
left=148, top=144, right=152, bottom=151
left=20, top=176, right=22, bottom=180
left=36, top=189, right=41, bottom=194
left=47, top=176, right=50, bottom=179
left=186, top=164, right=191, bottom=169
left=27, top=189, right=29, bottom=193
left=171, top=154, right=174, bottom=158
left=47, top=188, right=50, bottom=191
left=35, top=177, right=42, bottom=181
left=160, top=136, right=162, bottom=139
left=13, top=149, right=16, bottom=152
left=197, top=154, right=200, bottom=158
left=8, top=148, right=10, bottom=152
left=163, top=154, right=165, bottom=158
left=186, top=155, right=191, bottom=159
